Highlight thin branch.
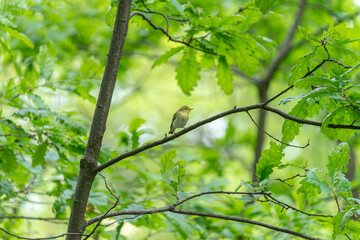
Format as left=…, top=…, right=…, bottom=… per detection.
left=324, top=58, right=352, bottom=68
left=273, top=174, right=306, bottom=187
left=263, top=194, right=331, bottom=218
left=170, top=209, right=324, bottom=240
left=98, top=173, right=117, bottom=200
left=245, top=111, right=309, bottom=149
left=130, top=12, right=217, bottom=55
left=0, top=228, right=86, bottom=240
left=140, top=0, right=170, bottom=32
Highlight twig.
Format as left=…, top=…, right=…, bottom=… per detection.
left=140, top=0, right=170, bottom=32
left=246, top=111, right=310, bottom=149
left=264, top=193, right=331, bottom=218
left=0, top=228, right=86, bottom=240
left=324, top=58, right=352, bottom=68
left=273, top=174, right=306, bottom=187
left=98, top=173, right=117, bottom=200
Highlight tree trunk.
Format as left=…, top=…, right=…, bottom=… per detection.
left=66, top=1, right=132, bottom=239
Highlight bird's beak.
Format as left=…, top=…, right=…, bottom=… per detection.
left=190, top=108, right=193, bottom=111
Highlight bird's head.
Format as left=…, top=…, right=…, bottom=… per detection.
left=179, top=106, right=193, bottom=114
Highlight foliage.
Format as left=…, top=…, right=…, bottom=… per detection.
left=1, top=0, right=360, bottom=239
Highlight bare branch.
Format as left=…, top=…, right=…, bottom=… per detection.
left=170, top=209, right=325, bottom=240
left=246, top=111, right=309, bottom=149
left=0, top=228, right=86, bottom=240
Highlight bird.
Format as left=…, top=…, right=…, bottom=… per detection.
left=168, top=106, right=193, bottom=134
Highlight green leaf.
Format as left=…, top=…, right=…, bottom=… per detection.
left=160, top=150, right=186, bottom=192
left=171, top=0, right=185, bottom=14
left=324, top=22, right=350, bottom=43
left=255, top=0, right=276, bottom=14
left=37, top=45, right=55, bottom=80
left=105, top=5, right=117, bottom=27
left=298, top=168, right=331, bottom=197
left=53, top=189, right=73, bottom=218
left=152, top=47, right=184, bottom=69
left=0, top=180, right=15, bottom=197
left=294, top=76, right=339, bottom=89
left=175, top=48, right=200, bottom=96
left=164, top=212, right=194, bottom=238
left=129, top=118, right=145, bottom=149
left=289, top=47, right=319, bottom=85
left=88, top=191, right=108, bottom=206
left=0, top=148, right=18, bottom=174
left=236, top=6, right=262, bottom=31
left=3, top=26, right=34, bottom=49
left=216, top=56, right=233, bottom=94
left=340, top=208, right=354, bottom=231
left=32, top=141, right=49, bottom=167
left=160, top=150, right=178, bottom=180
left=56, top=114, right=87, bottom=135
left=256, top=142, right=284, bottom=182
left=298, top=26, right=320, bottom=43
left=327, top=143, right=349, bottom=180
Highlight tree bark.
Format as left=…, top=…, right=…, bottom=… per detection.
left=66, top=1, right=132, bottom=239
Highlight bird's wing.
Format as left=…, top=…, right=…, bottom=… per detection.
left=170, top=111, right=178, bottom=129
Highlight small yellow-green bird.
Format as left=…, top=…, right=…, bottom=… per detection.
left=169, top=106, right=193, bottom=134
